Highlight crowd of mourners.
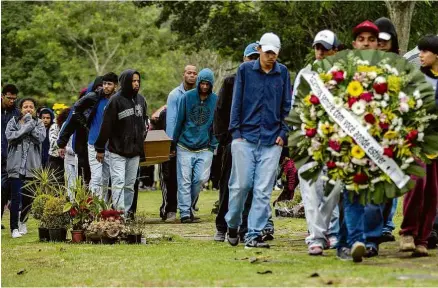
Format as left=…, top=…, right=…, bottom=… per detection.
left=1, top=17, right=438, bottom=263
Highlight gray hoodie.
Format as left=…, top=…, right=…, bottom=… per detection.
left=5, top=114, right=46, bottom=178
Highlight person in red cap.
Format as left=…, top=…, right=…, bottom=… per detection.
left=352, top=20, right=379, bottom=50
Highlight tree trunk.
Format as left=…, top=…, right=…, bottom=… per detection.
left=385, top=1, right=416, bottom=55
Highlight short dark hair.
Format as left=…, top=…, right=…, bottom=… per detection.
left=19, top=97, right=37, bottom=109
left=2, top=84, right=19, bottom=95
left=102, top=72, right=118, bottom=84
left=418, top=34, right=438, bottom=55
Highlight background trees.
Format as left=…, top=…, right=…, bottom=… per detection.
left=2, top=1, right=437, bottom=111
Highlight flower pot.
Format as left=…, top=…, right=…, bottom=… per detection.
left=38, top=227, right=50, bottom=242
left=49, top=228, right=67, bottom=242
left=101, top=237, right=117, bottom=245
left=71, top=230, right=85, bottom=243
left=126, top=234, right=142, bottom=244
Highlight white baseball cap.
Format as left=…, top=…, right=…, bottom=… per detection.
left=313, top=30, right=339, bottom=50
left=259, top=32, right=281, bottom=55
left=379, top=32, right=391, bottom=41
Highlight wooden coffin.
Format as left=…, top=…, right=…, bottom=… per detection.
left=140, top=130, right=171, bottom=167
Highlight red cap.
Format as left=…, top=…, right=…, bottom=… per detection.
left=353, top=20, right=379, bottom=38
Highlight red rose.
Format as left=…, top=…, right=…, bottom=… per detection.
left=353, top=173, right=368, bottom=184
left=310, top=95, right=320, bottom=105
left=383, top=147, right=394, bottom=158
left=373, top=82, right=388, bottom=94
left=70, top=207, right=78, bottom=217
left=406, top=130, right=418, bottom=142
left=305, top=128, right=317, bottom=138
left=364, top=113, right=376, bottom=124
left=360, top=92, right=373, bottom=102
left=347, top=97, right=358, bottom=108
left=379, top=122, right=389, bottom=131
left=327, top=161, right=337, bottom=169
left=328, top=140, right=341, bottom=152
left=332, top=71, right=345, bottom=83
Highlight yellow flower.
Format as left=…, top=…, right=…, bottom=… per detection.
left=426, top=153, right=438, bottom=159
left=351, top=145, right=365, bottom=159
left=347, top=81, right=363, bottom=97
left=320, top=122, right=334, bottom=135
left=408, top=98, right=416, bottom=109
left=304, top=94, right=312, bottom=106
left=383, top=130, right=398, bottom=139
left=357, top=65, right=383, bottom=74
left=388, top=75, right=401, bottom=94
left=319, top=73, right=332, bottom=82
left=382, top=108, right=395, bottom=120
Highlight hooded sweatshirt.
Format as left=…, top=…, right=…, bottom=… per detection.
left=94, top=69, right=148, bottom=158
left=374, top=17, right=400, bottom=54
left=38, top=108, right=55, bottom=167
left=173, top=68, right=218, bottom=152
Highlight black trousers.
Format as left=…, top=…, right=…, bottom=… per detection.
left=10, top=176, right=34, bottom=231
left=48, top=155, right=65, bottom=185
left=1, top=157, right=10, bottom=218
left=159, top=156, right=178, bottom=219
left=215, top=143, right=252, bottom=234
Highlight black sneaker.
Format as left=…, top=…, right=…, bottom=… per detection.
left=336, top=247, right=352, bottom=261
left=351, top=242, right=366, bottom=263
left=262, top=233, right=274, bottom=241
left=427, top=230, right=438, bottom=249
left=245, top=237, right=270, bottom=249
left=365, top=246, right=379, bottom=258
left=181, top=217, right=193, bottom=223
left=227, top=228, right=239, bottom=246
left=379, top=232, right=395, bottom=243
left=214, top=230, right=226, bottom=242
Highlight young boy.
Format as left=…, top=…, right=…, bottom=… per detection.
left=5, top=98, right=46, bottom=238
left=399, top=34, right=438, bottom=257
left=38, top=108, right=55, bottom=168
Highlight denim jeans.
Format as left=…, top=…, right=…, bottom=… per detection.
left=109, top=152, right=139, bottom=215
left=299, top=162, right=342, bottom=248
left=88, top=144, right=111, bottom=201
left=9, top=176, right=33, bottom=231
left=225, top=139, right=282, bottom=243
left=328, top=205, right=340, bottom=237
left=337, top=193, right=365, bottom=249
left=176, top=147, right=213, bottom=219
left=382, top=198, right=397, bottom=233
left=364, top=203, right=385, bottom=249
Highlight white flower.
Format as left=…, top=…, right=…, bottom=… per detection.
left=406, top=157, right=414, bottom=164
left=373, top=108, right=381, bottom=116
left=338, top=129, right=347, bottom=138
left=398, top=92, right=408, bottom=102
left=416, top=99, right=423, bottom=109
left=335, top=162, right=346, bottom=168
left=399, top=102, right=409, bottom=113
left=307, top=147, right=314, bottom=156
left=329, top=179, right=337, bottom=185
left=301, top=123, right=307, bottom=132
left=352, top=158, right=368, bottom=166
left=345, top=184, right=355, bottom=190
left=374, top=93, right=382, bottom=100
left=328, top=80, right=338, bottom=86
left=401, top=163, right=409, bottom=170
left=368, top=71, right=377, bottom=80
left=413, top=89, right=421, bottom=99
left=356, top=60, right=370, bottom=66
left=359, top=184, right=369, bottom=190
left=321, top=175, right=329, bottom=181
left=391, top=68, right=399, bottom=76
left=310, top=106, right=317, bottom=120
left=328, top=66, right=340, bottom=73
left=380, top=114, right=387, bottom=122
left=311, top=138, right=321, bottom=150
left=333, top=97, right=344, bottom=108
left=418, top=132, right=424, bottom=142
left=381, top=100, right=388, bottom=108
left=371, top=178, right=382, bottom=184
left=351, top=100, right=366, bottom=115
left=418, top=125, right=424, bottom=132
left=374, top=76, right=386, bottom=84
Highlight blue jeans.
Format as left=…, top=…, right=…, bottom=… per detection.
left=225, top=139, right=282, bottom=243
left=176, top=147, right=213, bottom=219
left=328, top=205, right=340, bottom=237
left=382, top=198, right=397, bottom=233
left=337, top=194, right=365, bottom=249
left=364, top=203, right=385, bottom=249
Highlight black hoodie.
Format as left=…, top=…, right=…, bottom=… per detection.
left=374, top=17, right=400, bottom=54
left=94, top=69, right=148, bottom=158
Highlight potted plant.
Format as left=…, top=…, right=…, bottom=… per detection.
left=85, top=209, right=126, bottom=244
left=31, top=194, right=54, bottom=241
left=43, top=196, right=70, bottom=242
left=63, top=178, right=105, bottom=243
left=125, top=213, right=147, bottom=244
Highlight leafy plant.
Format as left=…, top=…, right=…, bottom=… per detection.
left=32, top=194, right=54, bottom=220
left=23, top=167, right=65, bottom=198
left=125, top=213, right=147, bottom=236
left=42, top=196, right=70, bottom=229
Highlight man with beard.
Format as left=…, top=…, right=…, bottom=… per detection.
left=95, top=70, right=148, bottom=216
left=160, top=65, right=197, bottom=222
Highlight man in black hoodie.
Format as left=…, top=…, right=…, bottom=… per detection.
left=94, top=70, right=148, bottom=216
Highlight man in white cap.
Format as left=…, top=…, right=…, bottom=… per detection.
left=292, top=29, right=342, bottom=256
left=225, top=32, right=292, bottom=249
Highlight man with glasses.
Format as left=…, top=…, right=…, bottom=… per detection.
left=1, top=84, right=20, bottom=229
left=213, top=43, right=260, bottom=241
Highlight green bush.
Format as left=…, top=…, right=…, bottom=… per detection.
left=42, top=197, right=70, bottom=229
left=32, top=194, right=54, bottom=220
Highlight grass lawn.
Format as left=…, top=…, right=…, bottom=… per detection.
left=2, top=189, right=438, bottom=287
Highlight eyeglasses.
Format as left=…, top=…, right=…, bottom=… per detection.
left=5, top=96, right=17, bottom=102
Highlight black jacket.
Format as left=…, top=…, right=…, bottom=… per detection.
left=213, top=74, right=235, bottom=146
left=94, top=69, right=148, bottom=158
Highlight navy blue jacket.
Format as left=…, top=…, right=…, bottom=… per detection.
left=1, top=106, right=20, bottom=161
left=229, top=60, right=292, bottom=145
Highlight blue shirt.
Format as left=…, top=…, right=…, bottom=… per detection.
left=88, top=98, right=109, bottom=145
left=166, top=83, right=187, bottom=139
left=229, top=60, right=292, bottom=145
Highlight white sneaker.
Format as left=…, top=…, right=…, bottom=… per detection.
left=18, top=222, right=27, bottom=235
left=12, top=229, right=22, bottom=238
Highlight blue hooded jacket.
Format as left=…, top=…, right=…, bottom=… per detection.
left=173, top=68, right=218, bottom=151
